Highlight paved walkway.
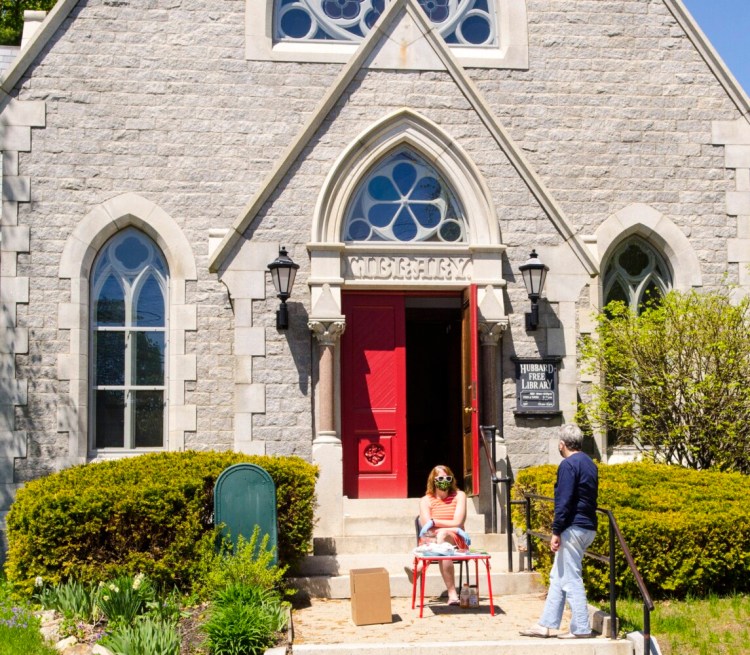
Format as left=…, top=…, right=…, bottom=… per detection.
left=291, top=593, right=581, bottom=644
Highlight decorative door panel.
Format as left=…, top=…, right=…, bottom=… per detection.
left=461, top=285, right=480, bottom=496
left=342, top=294, right=407, bottom=498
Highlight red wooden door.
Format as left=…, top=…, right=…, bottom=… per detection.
left=342, top=293, right=408, bottom=498
left=461, top=285, right=481, bottom=496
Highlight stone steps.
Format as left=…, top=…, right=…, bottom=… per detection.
left=293, top=550, right=522, bottom=576
left=312, top=532, right=511, bottom=555
left=291, top=640, right=634, bottom=655
left=289, top=569, right=544, bottom=599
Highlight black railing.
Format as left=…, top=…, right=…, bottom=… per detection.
left=478, top=426, right=654, bottom=650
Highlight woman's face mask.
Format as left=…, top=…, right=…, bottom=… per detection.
left=434, top=475, right=452, bottom=491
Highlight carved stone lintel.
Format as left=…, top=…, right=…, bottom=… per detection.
left=479, top=320, right=508, bottom=346
left=308, top=320, right=346, bottom=346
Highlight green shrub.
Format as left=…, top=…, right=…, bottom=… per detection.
left=513, top=462, right=750, bottom=600
left=100, top=616, right=180, bottom=655
left=202, top=582, right=287, bottom=655
left=5, top=451, right=317, bottom=595
left=195, top=527, right=288, bottom=600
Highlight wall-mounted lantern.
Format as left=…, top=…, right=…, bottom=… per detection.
left=268, top=246, right=299, bottom=330
left=519, top=249, right=548, bottom=331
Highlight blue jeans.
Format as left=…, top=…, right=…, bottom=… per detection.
left=539, top=526, right=596, bottom=635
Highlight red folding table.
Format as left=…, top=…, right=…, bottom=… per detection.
left=410, top=552, right=494, bottom=617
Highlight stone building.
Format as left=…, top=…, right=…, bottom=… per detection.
left=1, top=0, right=749, bottom=537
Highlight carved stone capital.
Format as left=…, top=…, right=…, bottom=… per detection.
left=308, top=320, right=346, bottom=346
left=479, top=320, right=508, bottom=346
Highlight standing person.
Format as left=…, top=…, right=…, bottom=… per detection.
left=417, top=465, right=470, bottom=605
left=520, top=424, right=599, bottom=639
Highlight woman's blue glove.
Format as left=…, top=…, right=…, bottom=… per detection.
left=456, top=527, right=471, bottom=546
left=419, top=519, right=435, bottom=537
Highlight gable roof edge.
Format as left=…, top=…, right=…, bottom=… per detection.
left=210, top=0, right=598, bottom=277
left=209, top=0, right=424, bottom=272
left=0, top=0, right=80, bottom=104
left=443, top=65, right=599, bottom=276
left=663, top=0, right=750, bottom=123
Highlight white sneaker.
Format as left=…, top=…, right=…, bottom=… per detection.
left=519, top=624, right=553, bottom=638
left=557, top=632, right=594, bottom=639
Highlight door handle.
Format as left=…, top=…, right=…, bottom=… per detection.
left=464, top=406, right=476, bottom=414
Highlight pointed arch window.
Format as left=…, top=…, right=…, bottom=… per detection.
left=343, top=149, right=466, bottom=243
left=603, top=237, right=672, bottom=313
left=90, top=229, right=168, bottom=450
left=275, top=0, right=497, bottom=47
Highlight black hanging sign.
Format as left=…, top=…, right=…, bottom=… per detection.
left=511, top=356, right=562, bottom=416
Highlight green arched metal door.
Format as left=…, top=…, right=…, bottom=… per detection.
left=214, top=463, right=278, bottom=563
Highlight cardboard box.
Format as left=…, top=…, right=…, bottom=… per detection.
left=350, top=567, right=392, bottom=626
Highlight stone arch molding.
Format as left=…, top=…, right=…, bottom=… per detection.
left=594, top=203, right=702, bottom=295
left=309, top=109, right=506, bottom=323
left=58, top=193, right=198, bottom=464
left=313, top=108, right=500, bottom=246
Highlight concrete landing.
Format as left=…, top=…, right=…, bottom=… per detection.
left=290, top=595, right=633, bottom=655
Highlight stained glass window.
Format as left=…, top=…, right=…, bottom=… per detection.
left=91, top=229, right=168, bottom=449
left=275, top=0, right=497, bottom=47
left=604, top=237, right=671, bottom=314
left=343, top=149, right=466, bottom=243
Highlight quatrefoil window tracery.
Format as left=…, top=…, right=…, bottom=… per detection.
left=343, top=150, right=466, bottom=243
left=275, top=0, right=497, bottom=47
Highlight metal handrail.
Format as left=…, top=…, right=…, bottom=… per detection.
left=478, top=426, right=654, bottom=650
left=522, top=493, right=654, bottom=650
left=478, top=426, right=513, bottom=572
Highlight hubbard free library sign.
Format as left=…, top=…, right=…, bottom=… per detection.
left=511, top=357, right=562, bottom=417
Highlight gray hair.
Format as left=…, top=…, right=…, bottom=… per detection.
left=559, top=424, right=583, bottom=451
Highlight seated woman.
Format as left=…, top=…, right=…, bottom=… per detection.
left=418, top=464, right=468, bottom=605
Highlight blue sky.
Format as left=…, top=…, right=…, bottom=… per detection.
left=682, top=0, right=750, bottom=93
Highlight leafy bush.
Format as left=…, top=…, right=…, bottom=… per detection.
left=195, top=527, right=287, bottom=600
left=202, top=582, right=287, bottom=655
left=5, top=451, right=317, bottom=595
left=579, top=289, right=750, bottom=473
left=513, top=462, right=750, bottom=600
left=100, top=616, right=180, bottom=655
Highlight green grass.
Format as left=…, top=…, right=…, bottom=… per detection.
left=612, top=594, right=750, bottom=655
left=0, top=578, right=57, bottom=655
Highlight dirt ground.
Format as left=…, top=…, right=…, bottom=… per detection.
left=291, top=592, right=579, bottom=644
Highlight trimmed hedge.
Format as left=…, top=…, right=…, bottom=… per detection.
left=513, top=462, right=750, bottom=600
left=5, top=451, right=317, bottom=595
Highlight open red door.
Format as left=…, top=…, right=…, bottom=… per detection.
left=341, top=293, right=408, bottom=498
left=461, top=285, right=480, bottom=496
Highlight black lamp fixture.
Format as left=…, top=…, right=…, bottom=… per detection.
left=268, top=246, right=299, bottom=330
left=519, top=249, right=548, bottom=331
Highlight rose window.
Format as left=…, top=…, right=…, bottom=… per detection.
left=343, top=150, right=466, bottom=243
left=275, top=0, right=497, bottom=46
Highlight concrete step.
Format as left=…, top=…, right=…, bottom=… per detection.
left=289, top=570, right=544, bottom=599
left=292, top=640, right=633, bottom=655
left=293, top=551, right=524, bottom=576
left=313, top=533, right=511, bottom=555
left=342, top=513, right=486, bottom=536
left=343, top=498, right=484, bottom=517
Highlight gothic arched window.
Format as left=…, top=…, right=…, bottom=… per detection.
left=90, top=229, right=168, bottom=450
left=604, top=237, right=671, bottom=314
left=343, top=149, right=466, bottom=243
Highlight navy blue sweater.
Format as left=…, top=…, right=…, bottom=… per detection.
left=552, top=451, right=599, bottom=536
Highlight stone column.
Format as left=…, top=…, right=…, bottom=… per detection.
left=309, top=319, right=346, bottom=537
